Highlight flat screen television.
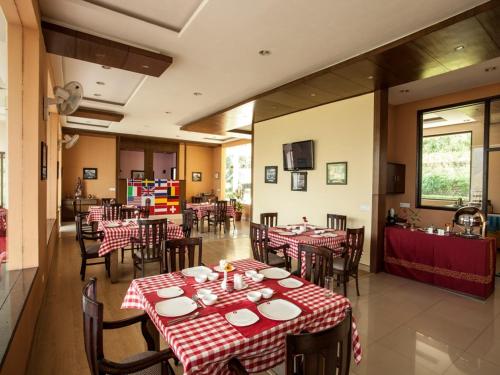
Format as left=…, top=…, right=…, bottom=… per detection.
left=283, top=140, right=314, bottom=170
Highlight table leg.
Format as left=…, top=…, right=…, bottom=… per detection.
left=110, top=250, right=118, bottom=283
left=200, top=216, right=206, bottom=233
left=225, top=217, right=230, bottom=232
left=146, top=317, right=160, bottom=351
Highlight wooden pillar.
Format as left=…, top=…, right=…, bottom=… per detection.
left=370, top=89, right=388, bottom=273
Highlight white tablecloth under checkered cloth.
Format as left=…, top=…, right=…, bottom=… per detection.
left=186, top=203, right=235, bottom=220
left=122, top=258, right=362, bottom=375
left=97, top=221, right=184, bottom=256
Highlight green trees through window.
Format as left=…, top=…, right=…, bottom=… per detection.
left=421, top=132, right=471, bottom=201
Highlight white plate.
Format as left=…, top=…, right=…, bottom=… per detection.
left=225, top=308, right=260, bottom=327
left=310, top=234, right=322, bottom=238
left=155, top=296, right=197, bottom=317
left=322, top=233, right=338, bottom=237
left=105, top=223, right=121, bottom=228
left=181, top=266, right=213, bottom=278
left=259, top=267, right=291, bottom=280
left=278, top=232, right=296, bottom=236
left=278, top=278, right=303, bottom=289
left=157, top=286, right=184, bottom=299
left=257, top=299, right=302, bottom=321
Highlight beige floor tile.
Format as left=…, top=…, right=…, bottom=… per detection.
left=377, top=325, right=463, bottom=374
left=444, top=353, right=500, bottom=375
left=466, top=315, right=500, bottom=367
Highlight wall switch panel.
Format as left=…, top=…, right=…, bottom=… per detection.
left=400, top=202, right=410, bottom=208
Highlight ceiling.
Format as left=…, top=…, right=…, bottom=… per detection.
left=41, top=0, right=494, bottom=143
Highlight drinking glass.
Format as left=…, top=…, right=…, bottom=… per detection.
left=324, top=276, right=334, bottom=298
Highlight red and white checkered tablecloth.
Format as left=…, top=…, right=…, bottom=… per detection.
left=98, top=221, right=184, bottom=256
left=122, top=258, right=362, bottom=374
left=186, top=203, right=235, bottom=220
left=86, top=206, right=104, bottom=223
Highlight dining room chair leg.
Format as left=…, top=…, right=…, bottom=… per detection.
left=80, top=260, right=86, bottom=281
left=106, top=255, right=110, bottom=277
left=121, top=248, right=124, bottom=263
left=355, top=272, right=360, bottom=296
left=343, top=273, right=348, bottom=297
left=133, top=259, right=137, bottom=279
left=142, top=259, right=146, bottom=278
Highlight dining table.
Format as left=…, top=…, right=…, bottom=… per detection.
left=122, top=258, right=362, bottom=375
left=186, top=202, right=236, bottom=232
left=98, top=220, right=184, bottom=283
left=267, top=225, right=346, bottom=275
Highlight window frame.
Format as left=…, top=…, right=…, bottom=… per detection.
left=416, top=94, right=500, bottom=212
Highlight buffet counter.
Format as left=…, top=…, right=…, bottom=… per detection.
left=384, top=226, right=496, bottom=299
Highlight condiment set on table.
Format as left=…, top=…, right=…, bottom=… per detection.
left=153, top=259, right=308, bottom=327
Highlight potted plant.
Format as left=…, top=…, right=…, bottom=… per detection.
left=234, top=201, right=243, bottom=221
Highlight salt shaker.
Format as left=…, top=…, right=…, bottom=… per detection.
left=234, top=273, right=243, bottom=290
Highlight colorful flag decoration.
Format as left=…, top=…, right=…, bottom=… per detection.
left=127, top=179, right=181, bottom=215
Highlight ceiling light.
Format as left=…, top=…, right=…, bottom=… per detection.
left=141, top=64, right=150, bottom=69
left=94, top=93, right=102, bottom=97
left=101, top=65, right=111, bottom=70
left=454, top=45, right=465, bottom=51
left=399, top=89, right=410, bottom=94
left=485, top=66, right=497, bottom=72
left=165, top=111, right=171, bottom=114
left=367, top=75, right=374, bottom=80
left=96, top=81, right=105, bottom=85
left=258, top=50, right=271, bottom=56
left=193, top=92, right=203, bottom=96
left=310, top=93, right=316, bottom=97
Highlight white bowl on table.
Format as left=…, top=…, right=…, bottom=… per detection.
left=208, top=272, right=219, bottom=281
left=260, top=288, right=274, bottom=299
left=195, top=274, right=208, bottom=283
left=201, top=293, right=218, bottom=306
left=197, top=288, right=212, bottom=298
left=251, top=273, right=264, bottom=282
left=245, top=270, right=257, bottom=278
left=247, top=291, right=262, bottom=303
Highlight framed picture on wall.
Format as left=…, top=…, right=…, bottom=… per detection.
left=131, top=170, right=145, bottom=179
left=326, top=162, right=348, bottom=185
left=192, top=172, right=202, bottom=182
left=83, top=168, right=98, bottom=180
left=40, top=141, right=48, bottom=180
left=265, top=166, right=278, bottom=183
left=291, top=171, right=307, bottom=191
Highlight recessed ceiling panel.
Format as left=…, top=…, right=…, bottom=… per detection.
left=83, top=0, right=203, bottom=32
left=62, top=56, right=145, bottom=105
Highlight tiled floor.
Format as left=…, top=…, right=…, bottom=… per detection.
left=27, top=220, right=500, bottom=375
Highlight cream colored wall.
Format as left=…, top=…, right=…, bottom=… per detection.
left=253, top=93, right=374, bottom=265
left=62, top=134, right=116, bottom=199
left=386, top=82, right=500, bottom=227
left=185, top=144, right=215, bottom=199
left=212, top=146, right=222, bottom=197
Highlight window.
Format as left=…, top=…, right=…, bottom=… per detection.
left=418, top=102, right=485, bottom=210
left=224, top=143, right=251, bottom=204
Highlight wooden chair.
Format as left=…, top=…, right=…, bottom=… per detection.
left=332, top=227, right=365, bottom=296
left=208, top=200, right=228, bottom=233
left=132, top=219, right=169, bottom=278
left=260, top=212, right=278, bottom=227
left=102, top=203, right=122, bottom=221
left=82, top=278, right=175, bottom=375
left=228, top=199, right=237, bottom=230
left=327, top=214, right=347, bottom=231
left=228, top=308, right=352, bottom=375
left=250, top=222, right=290, bottom=269
left=164, top=237, right=202, bottom=273
left=76, top=215, right=109, bottom=281
left=181, top=209, right=195, bottom=238
left=192, top=196, right=202, bottom=203
left=73, top=199, right=92, bottom=240
left=120, top=207, right=138, bottom=263
left=296, top=244, right=334, bottom=287
left=140, top=199, right=151, bottom=219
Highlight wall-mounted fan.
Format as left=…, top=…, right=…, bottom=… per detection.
left=61, top=134, right=80, bottom=149
left=44, top=81, right=83, bottom=120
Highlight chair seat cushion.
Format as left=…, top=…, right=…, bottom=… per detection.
left=332, top=257, right=346, bottom=271
left=268, top=252, right=286, bottom=267
left=121, top=351, right=162, bottom=375
left=85, top=243, right=101, bottom=255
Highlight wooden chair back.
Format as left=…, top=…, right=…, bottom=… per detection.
left=76, top=215, right=99, bottom=257
left=102, top=203, right=122, bottom=221
left=344, top=227, right=365, bottom=274
left=192, top=196, right=202, bottom=203
left=229, top=198, right=237, bottom=207
left=164, top=237, right=202, bottom=273
left=250, top=222, right=269, bottom=263
left=73, top=199, right=84, bottom=215
left=297, top=244, right=333, bottom=287
left=121, top=207, right=136, bottom=220
left=137, top=218, right=168, bottom=261
left=327, top=214, right=347, bottom=231
left=285, top=308, right=352, bottom=375
left=182, top=209, right=195, bottom=238
left=81, top=278, right=104, bottom=375
left=140, top=198, right=151, bottom=218
left=260, top=212, right=278, bottom=227
left=214, top=200, right=228, bottom=222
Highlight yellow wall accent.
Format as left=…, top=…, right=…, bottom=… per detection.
left=185, top=144, right=215, bottom=199
left=253, top=93, right=374, bottom=265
